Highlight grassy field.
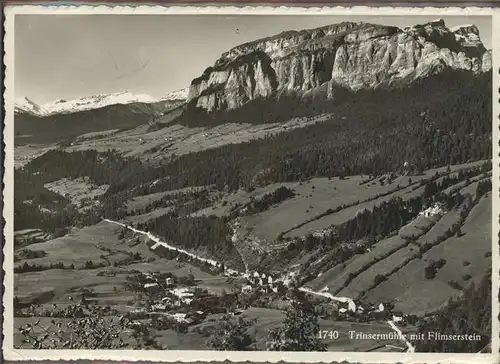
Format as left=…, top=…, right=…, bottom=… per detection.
left=363, top=193, right=491, bottom=315
left=220, top=175, right=418, bottom=244
left=337, top=245, right=416, bottom=299
left=13, top=221, right=233, bottom=306
left=203, top=161, right=488, bottom=246
left=14, top=144, right=56, bottom=169
left=413, top=208, right=463, bottom=247
left=306, top=235, right=410, bottom=294
left=307, top=191, right=491, bottom=314
left=14, top=222, right=163, bottom=267
left=64, top=114, right=333, bottom=164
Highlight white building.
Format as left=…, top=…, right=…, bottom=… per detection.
left=419, top=203, right=444, bottom=218
left=170, top=313, right=189, bottom=323
left=171, top=287, right=194, bottom=304
left=392, top=315, right=403, bottom=323
left=151, top=303, right=167, bottom=311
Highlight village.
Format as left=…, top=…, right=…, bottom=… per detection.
left=122, top=261, right=409, bottom=332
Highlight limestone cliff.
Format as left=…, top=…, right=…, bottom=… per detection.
left=188, top=19, right=491, bottom=112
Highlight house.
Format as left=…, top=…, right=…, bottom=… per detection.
left=151, top=303, right=167, bottom=312
left=171, top=288, right=194, bottom=304
left=144, top=283, right=159, bottom=293
left=172, top=287, right=193, bottom=298
left=419, top=202, right=444, bottom=218
left=170, top=313, right=189, bottom=323
left=348, top=301, right=356, bottom=313
left=378, top=303, right=385, bottom=312
left=392, top=315, right=403, bottom=323
left=165, top=277, right=174, bottom=287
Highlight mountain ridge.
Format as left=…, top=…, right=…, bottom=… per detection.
left=15, top=88, right=189, bottom=117
left=187, top=19, right=491, bottom=112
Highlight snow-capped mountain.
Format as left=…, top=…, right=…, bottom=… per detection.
left=14, top=89, right=190, bottom=144
left=15, top=89, right=189, bottom=117
left=160, top=87, right=189, bottom=102
left=42, top=92, right=159, bottom=116
left=15, top=97, right=48, bottom=116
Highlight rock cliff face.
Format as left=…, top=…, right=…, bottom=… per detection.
left=188, top=19, right=491, bottom=112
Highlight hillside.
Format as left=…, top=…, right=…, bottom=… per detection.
left=15, top=92, right=187, bottom=145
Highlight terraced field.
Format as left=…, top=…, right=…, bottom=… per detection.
left=363, top=194, right=491, bottom=315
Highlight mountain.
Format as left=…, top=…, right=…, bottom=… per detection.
left=15, top=97, right=47, bottom=116
left=187, top=19, right=491, bottom=112
left=14, top=90, right=189, bottom=145
left=160, top=87, right=190, bottom=102
left=42, top=92, right=159, bottom=116
left=15, top=90, right=189, bottom=118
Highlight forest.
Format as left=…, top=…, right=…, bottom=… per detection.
left=19, top=70, right=491, bottom=198
left=138, top=215, right=245, bottom=270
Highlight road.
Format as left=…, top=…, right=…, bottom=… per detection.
left=104, top=218, right=415, bottom=352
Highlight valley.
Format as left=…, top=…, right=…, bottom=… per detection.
left=12, top=17, right=493, bottom=353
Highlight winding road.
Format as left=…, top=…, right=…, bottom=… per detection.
left=104, top=218, right=415, bottom=352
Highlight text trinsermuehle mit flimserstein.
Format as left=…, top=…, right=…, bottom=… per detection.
left=348, top=331, right=482, bottom=341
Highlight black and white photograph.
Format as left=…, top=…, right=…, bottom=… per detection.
left=3, top=6, right=498, bottom=362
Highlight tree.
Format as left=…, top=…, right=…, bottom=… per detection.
left=206, top=315, right=256, bottom=350
left=187, top=272, right=195, bottom=285
left=266, top=293, right=327, bottom=351
left=17, top=303, right=160, bottom=349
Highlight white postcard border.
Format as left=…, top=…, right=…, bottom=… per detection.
left=3, top=4, right=499, bottom=363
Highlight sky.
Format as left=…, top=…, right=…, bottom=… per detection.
left=15, top=15, right=492, bottom=104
